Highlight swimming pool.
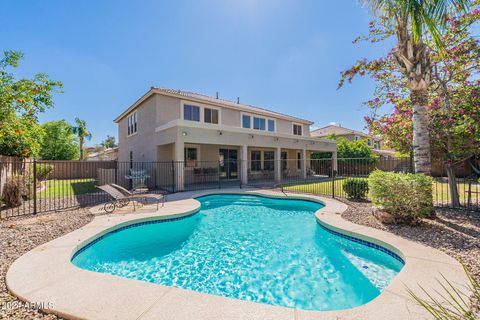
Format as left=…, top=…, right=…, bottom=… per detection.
left=72, top=194, right=404, bottom=311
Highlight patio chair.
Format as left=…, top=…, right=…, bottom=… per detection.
left=111, top=183, right=166, bottom=208
left=97, top=184, right=164, bottom=213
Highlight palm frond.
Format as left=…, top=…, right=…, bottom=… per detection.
left=362, top=0, right=473, bottom=49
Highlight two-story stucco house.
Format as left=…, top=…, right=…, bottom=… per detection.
left=115, top=87, right=337, bottom=190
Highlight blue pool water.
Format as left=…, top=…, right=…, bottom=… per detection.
left=72, top=194, right=403, bottom=311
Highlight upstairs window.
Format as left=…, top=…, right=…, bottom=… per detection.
left=242, top=115, right=251, bottom=128
left=127, top=112, right=137, bottom=136
left=268, top=119, right=275, bottom=132
left=293, top=124, right=302, bottom=136
left=184, top=104, right=200, bottom=122
left=204, top=108, right=219, bottom=124
left=253, top=117, right=266, bottom=130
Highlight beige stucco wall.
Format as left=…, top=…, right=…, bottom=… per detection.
left=118, top=95, right=158, bottom=162
left=220, top=108, right=240, bottom=127
left=156, top=94, right=180, bottom=126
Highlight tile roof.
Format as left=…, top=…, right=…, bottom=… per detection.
left=310, top=125, right=370, bottom=138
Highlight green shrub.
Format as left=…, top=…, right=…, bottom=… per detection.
left=368, top=170, right=433, bottom=224
left=342, top=178, right=369, bottom=199
left=36, top=164, right=54, bottom=181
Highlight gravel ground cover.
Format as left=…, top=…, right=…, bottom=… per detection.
left=0, top=208, right=94, bottom=319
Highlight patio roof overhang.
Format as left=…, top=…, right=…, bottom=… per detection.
left=155, top=120, right=337, bottom=152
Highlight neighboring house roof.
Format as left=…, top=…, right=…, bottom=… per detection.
left=310, top=125, right=371, bottom=138
left=373, top=149, right=397, bottom=157
left=87, top=147, right=118, bottom=160
left=114, top=87, right=313, bottom=125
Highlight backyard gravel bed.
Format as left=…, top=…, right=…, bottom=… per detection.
left=0, top=208, right=95, bottom=319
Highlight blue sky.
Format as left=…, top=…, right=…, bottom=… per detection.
left=2, top=0, right=394, bottom=146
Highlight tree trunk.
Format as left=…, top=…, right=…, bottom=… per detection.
left=79, top=138, right=84, bottom=160
left=410, top=89, right=431, bottom=175
left=446, top=163, right=461, bottom=207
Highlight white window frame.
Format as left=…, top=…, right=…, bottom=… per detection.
left=240, top=113, right=276, bottom=132
left=127, top=112, right=138, bottom=137
left=241, top=113, right=252, bottom=129
left=292, top=123, right=303, bottom=136
left=253, top=116, right=266, bottom=131
left=267, top=118, right=276, bottom=132
left=184, top=146, right=199, bottom=167
left=203, top=106, right=220, bottom=124
left=180, top=100, right=221, bottom=125
left=182, top=104, right=201, bottom=122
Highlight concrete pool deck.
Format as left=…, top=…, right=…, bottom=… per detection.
left=6, top=188, right=471, bottom=320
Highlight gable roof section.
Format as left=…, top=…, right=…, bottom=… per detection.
left=310, top=125, right=370, bottom=138
left=114, top=87, right=313, bottom=124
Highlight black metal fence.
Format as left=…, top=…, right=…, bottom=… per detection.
left=0, top=157, right=478, bottom=219
left=283, top=157, right=479, bottom=212
left=0, top=158, right=244, bottom=219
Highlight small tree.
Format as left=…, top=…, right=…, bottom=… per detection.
left=40, top=120, right=80, bottom=160
left=312, top=136, right=377, bottom=160
left=72, top=117, right=92, bottom=160
left=0, top=50, right=62, bottom=157
left=100, top=135, right=117, bottom=149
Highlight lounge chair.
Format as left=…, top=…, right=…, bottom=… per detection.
left=111, top=183, right=166, bottom=207
left=97, top=184, right=165, bottom=213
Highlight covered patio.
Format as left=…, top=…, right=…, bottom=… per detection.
left=156, top=141, right=336, bottom=191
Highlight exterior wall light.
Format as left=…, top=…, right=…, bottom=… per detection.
left=182, top=131, right=188, bottom=136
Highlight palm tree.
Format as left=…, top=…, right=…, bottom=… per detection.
left=72, top=117, right=92, bottom=160
left=362, top=0, right=471, bottom=174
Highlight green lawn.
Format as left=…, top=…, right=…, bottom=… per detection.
left=282, top=177, right=479, bottom=204
left=37, top=178, right=98, bottom=198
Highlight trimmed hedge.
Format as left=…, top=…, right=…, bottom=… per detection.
left=342, top=178, right=369, bottom=199
left=368, top=170, right=433, bottom=224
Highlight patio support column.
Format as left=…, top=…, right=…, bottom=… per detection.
left=332, top=150, right=338, bottom=172
left=301, top=148, right=307, bottom=179
left=274, top=147, right=281, bottom=182
left=174, top=140, right=184, bottom=191
left=240, top=145, right=248, bottom=185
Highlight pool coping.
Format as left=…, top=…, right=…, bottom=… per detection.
left=6, top=188, right=470, bottom=320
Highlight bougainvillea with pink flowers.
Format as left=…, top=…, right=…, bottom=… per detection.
left=339, top=2, right=480, bottom=205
